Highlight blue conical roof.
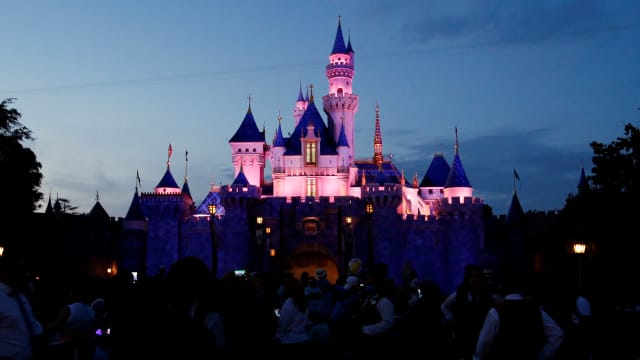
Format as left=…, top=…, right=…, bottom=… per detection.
left=156, top=166, right=180, bottom=189
left=420, top=153, right=451, bottom=187
left=444, top=153, right=472, bottom=188
left=337, top=120, right=349, bottom=147
left=273, top=120, right=286, bottom=147
left=182, top=179, right=192, bottom=198
left=283, top=101, right=337, bottom=156
left=232, top=166, right=250, bottom=186
left=297, top=84, right=305, bottom=102
left=331, top=18, right=347, bottom=54
left=125, top=189, right=147, bottom=221
left=229, top=106, right=264, bottom=143
left=346, top=34, right=354, bottom=54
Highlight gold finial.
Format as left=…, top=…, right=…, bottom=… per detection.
left=309, top=84, right=314, bottom=102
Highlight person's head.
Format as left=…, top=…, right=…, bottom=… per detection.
left=463, top=264, right=484, bottom=291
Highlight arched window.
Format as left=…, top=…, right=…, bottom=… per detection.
left=337, top=88, right=343, bottom=96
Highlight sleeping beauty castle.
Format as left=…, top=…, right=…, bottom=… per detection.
left=118, top=19, right=502, bottom=293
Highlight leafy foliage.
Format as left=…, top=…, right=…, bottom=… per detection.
left=0, top=98, right=43, bottom=221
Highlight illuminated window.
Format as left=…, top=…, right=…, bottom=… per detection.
left=305, top=142, right=317, bottom=165
left=306, top=178, right=316, bottom=197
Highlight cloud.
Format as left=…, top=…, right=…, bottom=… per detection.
left=403, top=0, right=613, bottom=47
left=390, top=127, right=591, bottom=215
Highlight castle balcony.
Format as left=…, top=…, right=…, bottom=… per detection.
left=277, top=166, right=340, bottom=177
left=326, top=62, right=354, bottom=71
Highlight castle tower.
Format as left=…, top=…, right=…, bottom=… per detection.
left=270, top=114, right=286, bottom=174
left=443, top=127, right=473, bottom=202
left=293, top=83, right=306, bottom=126
left=229, top=100, right=266, bottom=187
left=322, top=17, right=358, bottom=165
left=373, top=103, right=383, bottom=169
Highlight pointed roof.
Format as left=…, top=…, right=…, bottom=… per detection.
left=331, top=17, right=348, bottom=54
left=45, top=192, right=53, bottom=215
left=229, top=104, right=265, bottom=143
left=283, top=99, right=338, bottom=156
left=337, top=120, right=349, bottom=147
left=125, top=188, right=147, bottom=221
left=297, top=83, right=305, bottom=102
left=89, top=200, right=110, bottom=221
left=445, top=128, right=472, bottom=188
left=182, top=178, right=192, bottom=198
left=232, top=166, right=250, bottom=186
left=577, top=166, right=590, bottom=194
left=420, top=153, right=451, bottom=187
left=346, top=32, right=354, bottom=54
left=506, top=191, right=526, bottom=225
left=156, top=165, right=180, bottom=189
left=445, top=153, right=472, bottom=188
left=273, top=115, right=286, bottom=147
left=53, top=195, right=62, bottom=213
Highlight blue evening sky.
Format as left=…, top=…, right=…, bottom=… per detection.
left=2, top=0, right=639, bottom=217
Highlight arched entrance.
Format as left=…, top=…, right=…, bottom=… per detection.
left=283, top=244, right=340, bottom=284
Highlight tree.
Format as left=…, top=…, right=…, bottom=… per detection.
left=554, top=122, right=640, bottom=301
left=0, top=98, right=43, bottom=229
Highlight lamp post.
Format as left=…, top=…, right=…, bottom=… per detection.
left=208, top=204, right=217, bottom=277
left=265, top=226, right=271, bottom=274
left=573, top=242, right=586, bottom=289
left=344, top=216, right=353, bottom=269
left=256, top=216, right=264, bottom=272
left=366, top=201, right=374, bottom=268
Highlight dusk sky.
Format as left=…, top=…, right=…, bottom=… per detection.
left=2, top=0, right=639, bottom=217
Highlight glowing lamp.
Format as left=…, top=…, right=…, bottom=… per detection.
left=269, top=248, right=276, bottom=257
left=573, top=243, right=586, bottom=254
left=208, top=204, right=217, bottom=216
left=265, top=226, right=271, bottom=234
left=366, top=203, right=374, bottom=214
left=256, top=216, right=263, bottom=225
left=0, top=245, right=4, bottom=257
left=346, top=216, right=352, bottom=225
left=107, top=268, right=112, bottom=274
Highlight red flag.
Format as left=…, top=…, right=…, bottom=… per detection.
left=168, top=144, right=173, bottom=159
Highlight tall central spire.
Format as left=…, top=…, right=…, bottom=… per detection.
left=373, top=103, right=383, bottom=169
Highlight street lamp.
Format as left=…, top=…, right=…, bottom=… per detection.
left=344, top=216, right=353, bottom=268
left=208, top=204, right=218, bottom=276
left=572, top=242, right=587, bottom=289
left=256, top=216, right=264, bottom=272
left=366, top=201, right=374, bottom=268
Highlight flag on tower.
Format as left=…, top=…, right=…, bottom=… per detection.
left=136, top=170, right=141, bottom=187
left=168, top=143, right=173, bottom=159
left=514, top=168, right=520, bottom=181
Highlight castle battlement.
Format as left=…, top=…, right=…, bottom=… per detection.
left=322, top=93, right=359, bottom=111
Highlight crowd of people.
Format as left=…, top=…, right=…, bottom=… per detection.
left=1, top=253, right=639, bottom=359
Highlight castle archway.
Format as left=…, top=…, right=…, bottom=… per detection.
left=283, top=243, right=340, bottom=284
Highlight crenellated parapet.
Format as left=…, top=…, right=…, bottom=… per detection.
left=322, top=93, right=359, bottom=112
left=361, top=184, right=403, bottom=209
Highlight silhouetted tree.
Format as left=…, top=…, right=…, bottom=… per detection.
left=552, top=122, right=640, bottom=301
left=0, top=98, right=43, bottom=239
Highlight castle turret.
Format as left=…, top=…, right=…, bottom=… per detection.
left=120, top=181, right=148, bottom=274
left=419, top=153, right=451, bottom=203
left=293, top=83, right=306, bottom=126
left=323, top=17, right=358, bottom=165
left=229, top=101, right=266, bottom=187
left=336, top=117, right=350, bottom=171
left=271, top=114, right=286, bottom=174
left=443, top=127, right=473, bottom=202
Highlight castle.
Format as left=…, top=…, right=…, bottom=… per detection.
left=118, top=18, right=496, bottom=293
